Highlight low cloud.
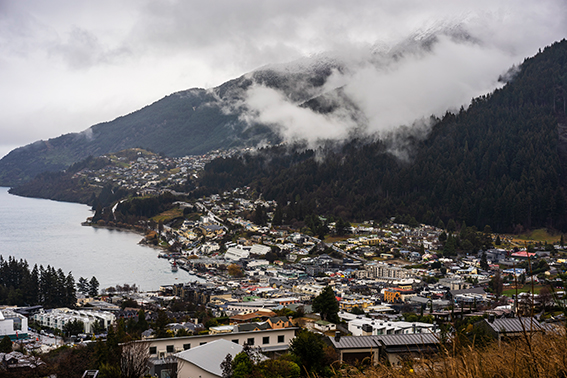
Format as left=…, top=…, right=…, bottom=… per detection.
left=237, top=21, right=545, bottom=147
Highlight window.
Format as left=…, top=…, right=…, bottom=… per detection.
left=166, top=345, right=174, bottom=353
left=200, top=342, right=207, bottom=345
left=183, top=343, right=191, bottom=350
left=277, top=335, right=285, bottom=343
left=149, top=347, right=157, bottom=355
left=232, top=339, right=239, bottom=344
left=262, top=336, right=269, bottom=345
left=247, top=338, right=254, bottom=346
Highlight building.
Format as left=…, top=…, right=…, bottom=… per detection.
left=474, top=316, right=548, bottom=346
left=347, top=317, right=436, bottom=336
left=134, top=327, right=298, bottom=359
left=32, top=308, right=115, bottom=334
left=329, top=333, right=440, bottom=366
left=176, top=339, right=245, bottom=378
left=225, top=246, right=251, bottom=261
left=0, top=309, right=29, bottom=341
left=365, top=263, right=412, bottom=280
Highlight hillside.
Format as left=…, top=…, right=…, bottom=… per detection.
left=194, top=39, right=567, bottom=233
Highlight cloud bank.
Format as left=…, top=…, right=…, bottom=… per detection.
left=0, top=0, right=566, bottom=157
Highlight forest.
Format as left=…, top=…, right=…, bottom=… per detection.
left=0, top=256, right=79, bottom=308
left=193, top=39, right=567, bottom=233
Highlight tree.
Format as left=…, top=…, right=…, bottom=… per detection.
left=272, top=204, right=283, bottom=225
left=289, top=330, right=325, bottom=374
left=495, top=235, right=502, bottom=245
left=228, top=264, right=244, bottom=277
left=312, top=286, right=339, bottom=323
left=63, top=319, right=84, bottom=337
left=480, top=252, right=489, bottom=271
left=350, top=306, right=365, bottom=315
left=0, top=335, right=12, bottom=353
left=137, top=309, right=149, bottom=333
left=88, top=276, right=99, bottom=297
left=77, top=277, right=89, bottom=294
left=232, top=350, right=254, bottom=378
left=489, top=270, right=503, bottom=298
left=221, top=353, right=233, bottom=378
left=120, top=341, right=150, bottom=378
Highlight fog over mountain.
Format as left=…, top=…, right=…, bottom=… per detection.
left=1, top=0, right=566, bottom=159
left=235, top=24, right=537, bottom=147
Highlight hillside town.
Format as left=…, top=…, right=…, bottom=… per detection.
left=2, top=150, right=567, bottom=376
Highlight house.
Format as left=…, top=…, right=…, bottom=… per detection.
left=230, top=310, right=277, bottom=323
left=347, top=317, right=436, bottom=336
left=329, top=332, right=440, bottom=366
left=175, top=339, right=244, bottom=378
left=313, top=320, right=336, bottom=332
left=474, top=316, right=548, bottom=346
left=130, top=327, right=299, bottom=359
left=266, top=316, right=293, bottom=329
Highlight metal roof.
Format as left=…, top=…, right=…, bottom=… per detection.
left=329, top=332, right=440, bottom=350
left=329, top=336, right=380, bottom=349
left=176, top=339, right=242, bottom=376
left=375, top=333, right=440, bottom=347
left=486, top=317, right=545, bottom=334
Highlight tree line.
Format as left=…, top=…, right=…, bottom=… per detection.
left=0, top=255, right=99, bottom=308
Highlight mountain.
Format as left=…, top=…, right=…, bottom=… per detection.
left=193, top=39, right=567, bottom=233
left=0, top=26, right=469, bottom=188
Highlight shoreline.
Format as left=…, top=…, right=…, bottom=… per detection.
left=82, top=222, right=169, bottom=251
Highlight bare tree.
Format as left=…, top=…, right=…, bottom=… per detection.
left=120, top=341, right=150, bottom=378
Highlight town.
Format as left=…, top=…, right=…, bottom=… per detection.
left=1, top=148, right=567, bottom=377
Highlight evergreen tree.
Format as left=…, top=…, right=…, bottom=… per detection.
left=312, top=286, right=339, bottom=322
left=495, top=235, right=502, bottom=245
left=480, top=252, right=489, bottom=271
left=272, top=204, right=283, bottom=225
left=78, top=277, right=89, bottom=294
left=0, top=335, right=12, bottom=353
left=89, top=276, right=100, bottom=297
left=65, top=272, right=77, bottom=307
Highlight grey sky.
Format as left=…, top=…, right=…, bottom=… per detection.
left=1, top=0, right=566, bottom=158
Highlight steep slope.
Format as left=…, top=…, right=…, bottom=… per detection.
left=0, top=88, right=273, bottom=187
left=195, top=39, right=567, bottom=233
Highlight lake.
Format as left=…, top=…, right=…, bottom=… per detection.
left=0, top=187, right=199, bottom=291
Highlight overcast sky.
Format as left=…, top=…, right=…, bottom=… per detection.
left=1, top=0, right=566, bottom=158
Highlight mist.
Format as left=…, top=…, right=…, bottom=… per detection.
left=238, top=14, right=564, bottom=147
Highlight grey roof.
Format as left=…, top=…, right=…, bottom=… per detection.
left=329, top=336, right=379, bottom=349
left=485, top=317, right=545, bottom=334
left=329, top=333, right=440, bottom=350
left=450, top=287, right=487, bottom=297
left=376, top=333, right=440, bottom=347
left=176, top=339, right=242, bottom=377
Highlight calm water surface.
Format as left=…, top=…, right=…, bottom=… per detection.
left=0, top=187, right=197, bottom=291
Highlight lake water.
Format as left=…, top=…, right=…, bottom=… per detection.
left=0, top=187, right=199, bottom=291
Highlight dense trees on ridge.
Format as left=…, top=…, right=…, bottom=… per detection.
left=0, top=255, right=89, bottom=308
left=195, top=39, right=567, bottom=233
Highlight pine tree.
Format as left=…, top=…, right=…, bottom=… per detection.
left=77, top=277, right=89, bottom=294
left=0, top=335, right=12, bottom=353
left=89, top=276, right=100, bottom=297
left=312, top=286, right=339, bottom=322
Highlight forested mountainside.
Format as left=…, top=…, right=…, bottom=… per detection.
left=194, top=39, right=567, bottom=233
left=0, top=88, right=267, bottom=187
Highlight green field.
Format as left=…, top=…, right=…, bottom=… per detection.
left=502, top=284, right=544, bottom=297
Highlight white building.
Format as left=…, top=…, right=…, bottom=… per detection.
left=225, top=246, right=250, bottom=261
left=0, top=309, right=28, bottom=340
left=347, top=317, right=436, bottom=336
left=32, top=308, right=115, bottom=334
left=249, top=244, right=271, bottom=255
